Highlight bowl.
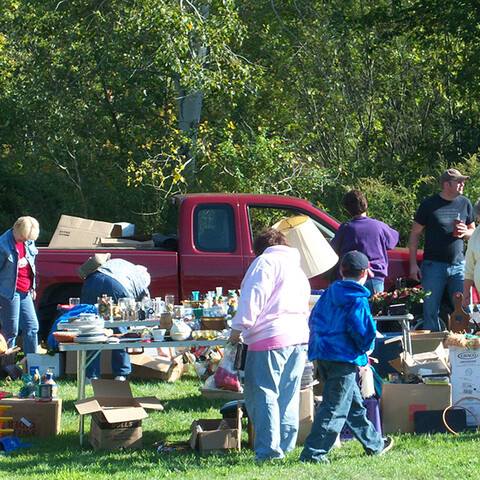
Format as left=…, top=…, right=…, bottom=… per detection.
left=152, top=328, right=167, bottom=341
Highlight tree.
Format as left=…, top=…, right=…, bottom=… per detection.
left=0, top=0, right=253, bottom=238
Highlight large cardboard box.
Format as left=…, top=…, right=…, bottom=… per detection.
left=0, top=397, right=62, bottom=437
left=449, top=346, right=480, bottom=426
left=66, top=351, right=185, bottom=381
left=409, top=332, right=448, bottom=355
left=66, top=351, right=113, bottom=376
left=384, top=332, right=447, bottom=356
left=380, top=382, right=451, bottom=434
left=130, top=353, right=185, bottom=382
left=190, top=417, right=241, bottom=454
left=388, top=343, right=450, bottom=379
left=296, top=386, right=315, bottom=445
left=90, top=413, right=142, bottom=450
left=26, top=353, right=65, bottom=378
left=49, top=215, right=123, bottom=248
left=74, top=379, right=163, bottom=450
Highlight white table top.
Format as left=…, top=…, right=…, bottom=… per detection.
left=58, top=338, right=226, bottom=351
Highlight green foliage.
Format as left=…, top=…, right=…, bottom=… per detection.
left=1, top=0, right=480, bottom=244
left=0, top=0, right=253, bottom=238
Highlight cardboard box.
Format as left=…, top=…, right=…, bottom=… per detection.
left=49, top=215, right=123, bottom=248
left=388, top=340, right=450, bottom=380
left=449, top=346, right=480, bottom=426
left=74, top=379, right=163, bottom=450
left=0, top=397, right=62, bottom=437
left=26, top=353, right=65, bottom=378
left=200, top=387, right=244, bottom=400
left=296, top=386, right=314, bottom=445
left=409, top=332, right=448, bottom=355
left=66, top=351, right=185, bottom=381
left=385, top=332, right=447, bottom=356
left=66, top=351, right=113, bottom=376
left=90, top=413, right=142, bottom=450
left=130, top=353, right=185, bottom=382
left=190, top=417, right=241, bottom=454
left=389, top=343, right=450, bottom=379
left=380, top=382, right=451, bottom=434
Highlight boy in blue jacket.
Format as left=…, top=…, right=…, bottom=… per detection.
left=300, top=250, right=393, bottom=464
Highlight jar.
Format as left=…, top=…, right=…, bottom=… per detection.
left=36, top=371, right=57, bottom=402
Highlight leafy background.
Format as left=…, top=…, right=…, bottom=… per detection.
left=1, top=0, right=480, bottom=245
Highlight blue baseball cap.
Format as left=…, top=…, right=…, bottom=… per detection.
left=340, top=250, right=373, bottom=277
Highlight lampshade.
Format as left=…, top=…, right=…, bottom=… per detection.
left=272, top=215, right=338, bottom=278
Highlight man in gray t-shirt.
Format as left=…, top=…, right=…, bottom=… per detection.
left=409, top=168, right=475, bottom=331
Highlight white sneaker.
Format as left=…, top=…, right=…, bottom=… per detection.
left=379, top=436, right=394, bottom=455
left=85, top=376, right=98, bottom=385
left=114, top=375, right=127, bottom=381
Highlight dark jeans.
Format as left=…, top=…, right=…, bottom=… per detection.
left=81, top=272, right=131, bottom=377
left=300, top=360, right=383, bottom=462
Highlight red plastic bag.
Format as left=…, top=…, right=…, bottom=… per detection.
left=213, top=344, right=242, bottom=392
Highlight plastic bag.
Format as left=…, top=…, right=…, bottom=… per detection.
left=213, top=344, right=242, bottom=392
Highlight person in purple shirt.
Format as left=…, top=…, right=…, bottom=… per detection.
left=331, top=190, right=399, bottom=294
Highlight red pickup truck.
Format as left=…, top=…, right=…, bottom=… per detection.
left=35, top=193, right=413, bottom=338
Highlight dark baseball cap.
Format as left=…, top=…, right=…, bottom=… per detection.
left=340, top=250, right=373, bottom=277
left=441, top=168, right=469, bottom=183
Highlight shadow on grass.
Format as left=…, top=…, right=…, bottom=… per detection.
left=0, top=431, right=253, bottom=476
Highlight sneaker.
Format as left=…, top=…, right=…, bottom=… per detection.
left=299, top=456, right=330, bottom=464
left=114, top=375, right=127, bottom=381
left=379, top=436, right=394, bottom=455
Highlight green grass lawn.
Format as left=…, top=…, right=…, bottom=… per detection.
left=0, top=370, right=479, bottom=480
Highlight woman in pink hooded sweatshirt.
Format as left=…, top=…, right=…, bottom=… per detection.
left=229, top=228, right=310, bottom=462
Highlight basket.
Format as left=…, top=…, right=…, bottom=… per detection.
left=52, top=331, right=77, bottom=343
left=0, top=347, right=21, bottom=378
left=201, top=317, right=226, bottom=331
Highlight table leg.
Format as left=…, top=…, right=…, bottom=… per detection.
left=77, top=350, right=86, bottom=446
left=402, top=319, right=412, bottom=356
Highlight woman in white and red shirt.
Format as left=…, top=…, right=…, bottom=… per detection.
left=0, top=216, right=40, bottom=353
left=229, top=228, right=310, bottom=462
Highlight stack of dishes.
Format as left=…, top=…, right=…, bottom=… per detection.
left=69, top=314, right=107, bottom=343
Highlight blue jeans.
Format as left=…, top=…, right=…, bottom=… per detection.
left=0, top=291, right=39, bottom=353
left=420, top=260, right=464, bottom=331
left=300, top=360, right=383, bottom=463
left=364, top=278, right=384, bottom=296
left=244, top=344, right=307, bottom=461
left=81, top=272, right=131, bottom=378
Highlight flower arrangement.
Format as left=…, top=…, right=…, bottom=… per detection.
left=369, top=285, right=431, bottom=316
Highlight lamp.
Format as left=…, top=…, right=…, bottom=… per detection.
left=273, top=215, right=338, bottom=278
